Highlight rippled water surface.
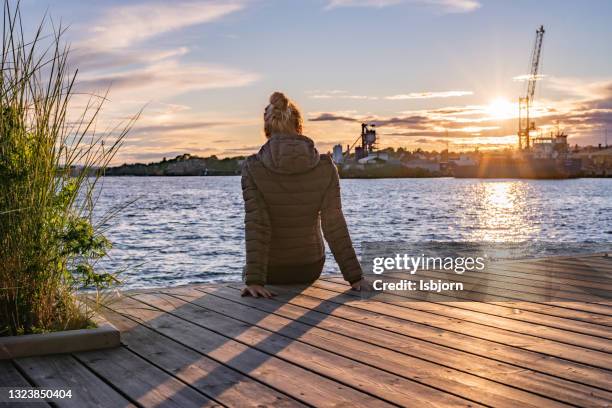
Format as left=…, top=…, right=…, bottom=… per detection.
left=95, top=177, right=611, bottom=288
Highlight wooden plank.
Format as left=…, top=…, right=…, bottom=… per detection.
left=14, top=354, right=135, bottom=408
left=100, top=306, right=305, bottom=407
left=499, top=257, right=612, bottom=270
left=323, top=275, right=612, bottom=340
left=109, top=294, right=393, bottom=408
left=170, top=286, right=584, bottom=407
left=75, top=346, right=220, bottom=408
left=574, top=257, right=612, bottom=267
left=483, top=265, right=612, bottom=291
left=494, top=254, right=609, bottom=267
left=129, top=291, right=485, bottom=408
left=258, top=283, right=612, bottom=390
left=550, top=256, right=612, bottom=266
left=543, top=258, right=612, bottom=274
left=212, top=284, right=612, bottom=407
left=386, top=266, right=612, bottom=314
left=444, top=267, right=611, bottom=301
left=495, top=261, right=612, bottom=281
left=0, top=360, right=49, bottom=408
left=312, top=279, right=612, bottom=366
left=383, top=267, right=612, bottom=322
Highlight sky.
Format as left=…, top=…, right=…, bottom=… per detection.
left=20, top=0, right=612, bottom=164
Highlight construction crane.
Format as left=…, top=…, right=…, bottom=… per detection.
left=518, top=25, right=545, bottom=150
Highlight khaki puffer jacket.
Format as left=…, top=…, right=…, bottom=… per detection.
left=242, top=133, right=362, bottom=285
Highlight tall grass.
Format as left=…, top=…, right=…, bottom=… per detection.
left=0, top=1, right=138, bottom=336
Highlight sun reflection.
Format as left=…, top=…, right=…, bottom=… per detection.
left=467, top=181, right=538, bottom=242
left=486, top=182, right=514, bottom=209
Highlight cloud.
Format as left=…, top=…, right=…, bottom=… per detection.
left=76, top=61, right=259, bottom=98
left=221, top=145, right=262, bottom=154
left=424, top=0, right=482, bottom=12
left=544, top=76, right=612, bottom=100
left=306, top=90, right=350, bottom=95
left=307, top=89, right=473, bottom=100
left=70, top=47, right=191, bottom=72
left=385, top=90, right=473, bottom=100
left=109, top=101, right=255, bottom=140
left=325, top=0, right=403, bottom=10
left=131, top=121, right=230, bottom=134
left=513, top=74, right=546, bottom=82
left=375, top=115, right=431, bottom=127
left=309, top=113, right=361, bottom=122
left=306, top=90, right=378, bottom=100
left=80, top=1, right=245, bottom=50
left=325, top=0, right=481, bottom=13
left=311, top=93, right=378, bottom=100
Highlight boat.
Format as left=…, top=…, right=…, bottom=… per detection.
left=452, top=129, right=582, bottom=179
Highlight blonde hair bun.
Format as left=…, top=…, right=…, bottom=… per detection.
left=269, top=92, right=289, bottom=110
left=263, top=91, right=303, bottom=137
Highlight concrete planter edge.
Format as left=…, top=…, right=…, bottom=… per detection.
left=0, top=316, right=120, bottom=359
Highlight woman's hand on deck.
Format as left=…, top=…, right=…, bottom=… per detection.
left=241, top=284, right=276, bottom=298
left=350, top=279, right=364, bottom=291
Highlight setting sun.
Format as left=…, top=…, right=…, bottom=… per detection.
left=486, top=98, right=516, bottom=119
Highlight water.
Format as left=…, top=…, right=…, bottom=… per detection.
left=94, top=177, right=611, bottom=288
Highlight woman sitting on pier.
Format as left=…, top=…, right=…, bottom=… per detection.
left=241, top=92, right=363, bottom=298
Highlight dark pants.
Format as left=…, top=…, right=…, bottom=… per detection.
left=266, top=258, right=325, bottom=284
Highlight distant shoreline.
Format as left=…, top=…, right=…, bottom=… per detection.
left=103, top=153, right=243, bottom=177
left=99, top=152, right=611, bottom=179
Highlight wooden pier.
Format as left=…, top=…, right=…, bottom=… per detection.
left=1, top=254, right=611, bottom=407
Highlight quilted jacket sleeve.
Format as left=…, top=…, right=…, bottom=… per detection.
left=320, top=159, right=363, bottom=284
left=241, top=160, right=271, bottom=285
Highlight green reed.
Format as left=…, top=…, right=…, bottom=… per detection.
left=0, top=1, right=138, bottom=336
